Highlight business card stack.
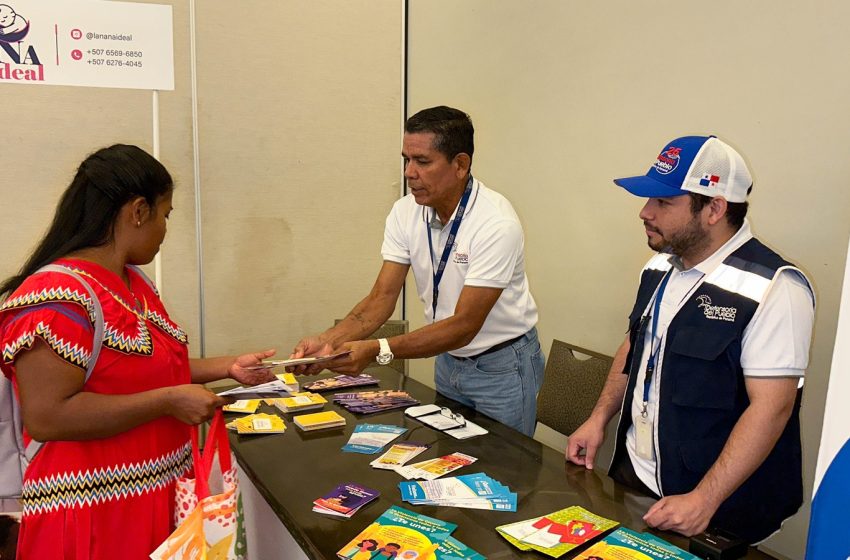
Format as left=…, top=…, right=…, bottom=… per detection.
left=275, top=372, right=300, bottom=393
left=223, top=399, right=262, bottom=414
left=293, top=410, right=346, bottom=431
left=268, top=392, right=328, bottom=413
left=313, top=482, right=380, bottom=518
left=225, top=413, right=287, bottom=435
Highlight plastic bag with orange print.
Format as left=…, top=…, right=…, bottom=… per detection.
left=151, top=410, right=246, bottom=560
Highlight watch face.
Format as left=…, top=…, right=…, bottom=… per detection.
left=377, top=353, right=393, bottom=365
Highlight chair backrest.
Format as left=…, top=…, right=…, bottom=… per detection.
left=334, top=319, right=408, bottom=375
left=536, top=340, right=613, bottom=437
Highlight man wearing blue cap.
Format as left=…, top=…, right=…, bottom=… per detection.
left=566, top=136, right=815, bottom=543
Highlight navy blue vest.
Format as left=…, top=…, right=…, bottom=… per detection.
left=610, top=238, right=811, bottom=543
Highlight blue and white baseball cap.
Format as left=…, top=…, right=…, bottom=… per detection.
left=614, top=135, right=753, bottom=203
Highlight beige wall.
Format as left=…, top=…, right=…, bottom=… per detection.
left=1, top=0, right=403, bottom=360
left=0, top=1, right=199, bottom=340
left=193, top=1, right=403, bottom=356
left=407, top=2, right=850, bottom=558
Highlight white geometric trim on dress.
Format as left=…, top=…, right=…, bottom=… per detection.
left=0, top=287, right=97, bottom=324
left=62, top=265, right=187, bottom=347
left=2, top=321, right=92, bottom=369
left=21, top=441, right=192, bottom=516
left=146, top=309, right=188, bottom=345
left=103, top=319, right=153, bottom=355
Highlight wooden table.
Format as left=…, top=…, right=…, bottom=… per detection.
left=229, top=367, right=776, bottom=559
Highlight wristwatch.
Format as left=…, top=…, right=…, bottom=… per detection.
left=376, top=338, right=394, bottom=365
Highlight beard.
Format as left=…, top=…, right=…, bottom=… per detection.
left=645, top=214, right=710, bottom=259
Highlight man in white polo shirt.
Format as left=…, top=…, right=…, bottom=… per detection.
left=292, top=106, right=544, bottom=436
left=566, top=135, right=815, bottom=543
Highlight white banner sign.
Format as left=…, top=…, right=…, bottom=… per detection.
left=0, top=0, right=173, bottom=90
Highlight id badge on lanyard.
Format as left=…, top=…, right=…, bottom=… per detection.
left=427, top=176, right=473, bottom=320
left=636, top=270, right=672, bottom=461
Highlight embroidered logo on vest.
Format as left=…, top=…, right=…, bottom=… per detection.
left=697, top=294, right=737, bottom=322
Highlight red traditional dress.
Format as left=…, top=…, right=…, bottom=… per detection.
left=0, top=259, right=191, bottom=559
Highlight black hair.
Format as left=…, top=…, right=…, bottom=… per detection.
left=0, top=144, right=172, bottom=298
left=688, top=192, right=749, bottom=230
left=404, top=106, right=474, bottom=164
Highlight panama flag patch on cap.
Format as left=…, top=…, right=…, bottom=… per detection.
left=700, top=174, right=720, bottom=188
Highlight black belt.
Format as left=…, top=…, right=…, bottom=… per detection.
left=460, top=333, right=526, bottom=360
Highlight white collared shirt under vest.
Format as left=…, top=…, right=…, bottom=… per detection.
left=627, top=219, right=815, bottom=495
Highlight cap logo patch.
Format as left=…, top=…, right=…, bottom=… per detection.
left=654, top=147, right=681, bottom=175
left=700, top=174, right=720, bottom=188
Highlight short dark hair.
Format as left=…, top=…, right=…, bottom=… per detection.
left=688, top=192, right=748, bottom=230
left=404, top=106, right=474, bottom=163
left=0, top=144, right=173, bottom=298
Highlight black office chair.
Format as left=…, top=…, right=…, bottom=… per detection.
left=536, top=340, right=612, bottom=438
left=334, top=319, right=408, bottom=376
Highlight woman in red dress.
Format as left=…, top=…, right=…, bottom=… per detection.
left=0, top=144, right=276, bottom=559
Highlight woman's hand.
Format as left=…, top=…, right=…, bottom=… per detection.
left=165, top=384, right=233, bottom=425
left=227, top=349, right=277, bottom=385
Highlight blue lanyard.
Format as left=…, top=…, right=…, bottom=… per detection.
left=642, top=269, right=672, bottom=411
left=427, top=176, right=473, bottom=319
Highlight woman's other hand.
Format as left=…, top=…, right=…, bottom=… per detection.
left=166, top=385, right=233, bottom=425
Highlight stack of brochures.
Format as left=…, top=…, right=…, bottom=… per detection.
left=303, top=373, right=379, bottom=392
left=225, top=413, right=286, bottom=435
left=336, top=506, right=484, bottom=560
left=333, top=390, right=419, bottom=414
left=274, top=372, right=300, bottom=392
left=496, top=505, right=619, bottom=558
left=370, top=442, right=431, bottom=470
left=268, top=391, right=327, bottom=413
left=404, top=404, right=488, bottom=439
left=223, top=399, right=262, bottom=414
left=399, top=473, right=517, bottom=511
left=574, top=527, right=698, bottom=559
left=241, top=351, right=351, bottom=372
left=395, top=452, right=477, bottom=481
left=293, top=410, right=346, bottom=431
left=341, top=424, right=407, bottom=454
left=313, top=482, right=380, bottom=518
left=219, top=377, right=298, bottom=400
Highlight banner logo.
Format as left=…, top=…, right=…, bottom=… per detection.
left=0, top=3, right=29, bottom=42
left=0, top=3, right=43, bottom=83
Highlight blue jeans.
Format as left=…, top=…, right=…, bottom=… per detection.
left=435, top=327, right=545, bottom=436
